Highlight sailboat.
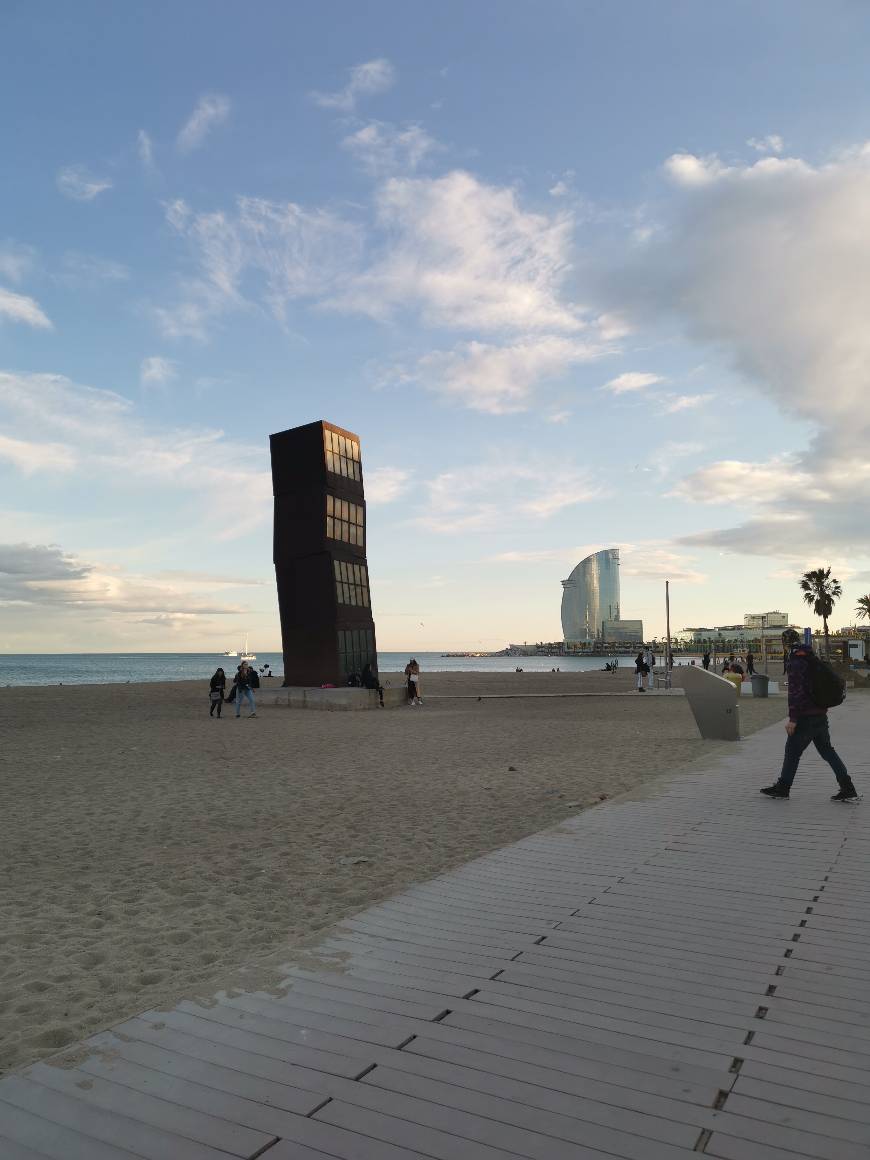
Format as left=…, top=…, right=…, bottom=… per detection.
left=222, top=648, right=237, bottom=657
left=240, top=634, right=256, bottom=662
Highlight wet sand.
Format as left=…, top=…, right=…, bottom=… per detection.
left=0, top=668, right=787, bottom=1073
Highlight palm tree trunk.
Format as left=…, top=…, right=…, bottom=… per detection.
left=823, top=617, right=829, bottom=658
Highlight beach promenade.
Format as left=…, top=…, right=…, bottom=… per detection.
left=0, top=698, right=867, bottom=1158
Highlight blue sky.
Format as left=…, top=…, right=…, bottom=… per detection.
left=2, top=0, right=870, bottom=651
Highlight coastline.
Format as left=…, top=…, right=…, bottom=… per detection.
left=1, top=669, right=791, bottom=1075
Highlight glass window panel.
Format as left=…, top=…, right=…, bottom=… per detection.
left=326, top=516, right=334, bottom=538
left=333, top=560, right=340, bottom=579
left=327, top=495, right=334, bottom=515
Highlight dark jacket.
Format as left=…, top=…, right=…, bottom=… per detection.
left=235, top=667, right=253, bottom=689
left=786, top=645, right=824, bottom=722
left=209, top=673, right=226, bottom=695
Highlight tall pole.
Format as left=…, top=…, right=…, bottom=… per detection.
left=665, top=580, right=672, bottom=689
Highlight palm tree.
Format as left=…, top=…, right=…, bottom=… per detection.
left=856, top=594, right=870, bottom=622
left=799, top=567, right=843, bottom=657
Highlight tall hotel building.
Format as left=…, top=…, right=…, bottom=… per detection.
left=561, top=547, right=642, bottom=645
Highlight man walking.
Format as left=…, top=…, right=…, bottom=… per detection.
left=234, top=661, right=258, bottom=719
left=760, top=629, right=857, bottom=801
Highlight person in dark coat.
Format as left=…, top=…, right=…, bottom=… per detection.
left=362, top=662, right=384, bottom=707
left=209, top=668, right=226, bottom=717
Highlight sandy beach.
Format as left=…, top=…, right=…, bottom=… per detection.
left=0, top=668, right=789, bottom=1075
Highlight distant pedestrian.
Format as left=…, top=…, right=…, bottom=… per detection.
left=404, top=658, right=422, bottom=706
left=234, top=661, right=257, bottom=718
left=761, top=629, right=857, bottom=801
left=634, top=650, right=648, bottom=692
left=702, top=650, right=711, bottom=671
left=209, top=668, right=226, bottom=717
left=746, top=651, right=755, bottom=676
left=642, top=646, right=655, bottom=690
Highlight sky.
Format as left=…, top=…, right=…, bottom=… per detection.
left=2, top=0, right=870, bottom=652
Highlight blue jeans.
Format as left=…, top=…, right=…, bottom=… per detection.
left=235, top=687, right=256, bottom=716
left=778, top=715, right=850, bottom=790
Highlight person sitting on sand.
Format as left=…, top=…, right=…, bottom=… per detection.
left=209, top=668, right=226, bottom=717
left=404, top=658, right=422, bottom=706
left=234, top=661, right=257, bottom=718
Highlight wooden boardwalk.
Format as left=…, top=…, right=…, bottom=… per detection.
left=1, top=701, right=867, bottom=1159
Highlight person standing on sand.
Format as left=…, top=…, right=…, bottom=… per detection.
left=234, top=661, right=257, bottom=718
left=634, top=650, right=648, bottom=692
left=761, top=628, right=858, bottom=801
left=404, top=658, right=422, bottom=706
left=746, top=650, right=755, bottom=676
left=702, top=650, right=711, bottom=670
left=642, top=645, right=655, bottom=690
left=209, top=668, right=226, bottom=717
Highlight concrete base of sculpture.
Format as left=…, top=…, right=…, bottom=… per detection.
left=254, top=685, right=407, bottom=711
left=681, top=665, right=740, bottom=741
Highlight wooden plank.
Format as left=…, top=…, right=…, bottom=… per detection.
left=20, top=1063, right=274, bottom=1158
left=0, top=1103, right=142, bottom=1160
left=0, top=1076, right=232, bottom=1160
left=361, top=1062, right=702, bottom=1152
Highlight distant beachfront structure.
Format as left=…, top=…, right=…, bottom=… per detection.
left=561, top=548, right=643, bottom=644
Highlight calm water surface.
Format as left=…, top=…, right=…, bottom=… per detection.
left=0, top=651, right=673, bottom=687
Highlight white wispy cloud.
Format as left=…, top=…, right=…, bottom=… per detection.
left=311, top=58, right=395, bottom=112
left=418, top=461, right=603, bottom=533
left=602, top=371, right=663, bottom=394
left=661, top=392, right=713, bottom=413
left=140, top=356, right=178, bottom=386
left=0, top=241, right=37, bottom=284
left=177, top=93, right=231, bottom=154
left=137, top=129, right=154, bottom=167
left=55, top=252, right=129, bottom=288
left=410, top=335, right=607, bottom=414
left=341, top=121, right=439, bottom=175
left=747, top=134, right=784, bottom=155
left=365, top=467, right=410, bottom=503
left=0, top=434, right=77, bottom=473
left=0, top=370, right=271, bottom=538
left=329, top=170, right=582, bottom=333
left=0, top=287, right=52, bottom=329
left=156, top=195, right=363, bottom=339
left=56, top=165, right=113, bottom=201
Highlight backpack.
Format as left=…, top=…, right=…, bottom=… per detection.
left=807, top=653, right=846, bottom=709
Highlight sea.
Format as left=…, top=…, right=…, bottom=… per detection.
left=0, top=651, right=648, bottom=687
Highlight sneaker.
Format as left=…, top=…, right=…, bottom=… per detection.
left=249, top=713, right=257, bottom=718
left=831, top=787, right=860, bottom=802
left=760, top=784, right=790, bottom=799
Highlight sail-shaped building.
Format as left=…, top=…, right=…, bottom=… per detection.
left=561, top=548, right=643, bottom=644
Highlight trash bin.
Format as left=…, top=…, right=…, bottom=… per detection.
left=751, top=673, right=770, bottom=698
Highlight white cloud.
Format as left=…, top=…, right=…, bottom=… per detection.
left=177, top=93, right=231, bottom=154
left=0, top=371, right=272, bottom=538
left=412, top=335, right=607, bottom=414
left=549, top=181, right=570, bottom=198
left=605, top=142, right=870, bottom=556
left=602, top=371, right=663, bottom=394
left=311, top=58, right=395, bottom=113
left=330, top=170, right=582, bottom=333
left=365, top=467, right=410, bottom=503
left=747, top=134, right=784, bottom=155
left=0, top=241, right=37, bottom=284
left=546, top=410, right=571, bottom=424
left=418, top=461, right=602, bottom=533
left=140, top=356, right=178, bottom=386
left=341, top=121, right=438, bottom=175
left=157, top=195, right=362, bottom=339
left=56, top=165, right=113, bottom=201
left=0, top=434, right=77, bottom=474
left=0, top=287, right=52, bottom=329
left=137, top=129, right=154, bottom=167
left=661, top=392, right=713, bottom=413
left=55, top=252, right=129, bottom=288
left=662, top=152, right=731, bottom=187
left=491, top=541, right=707, bottom=584
left=0, top=541, right=244, bottom=620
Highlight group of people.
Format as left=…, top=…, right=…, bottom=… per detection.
left=701, top=649, right=755, bottom=675
left=633, top=646, right=658, bottom=691
left=208, top=661, right=258, bottom=718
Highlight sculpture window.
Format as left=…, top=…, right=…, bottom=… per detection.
left=333, top=559, right=370, bottom=607
left=326, top=494, right=364, bottom=547
left=338, top=627, right=374, bottom=677
left=323, top=428, right=361, bottom=481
